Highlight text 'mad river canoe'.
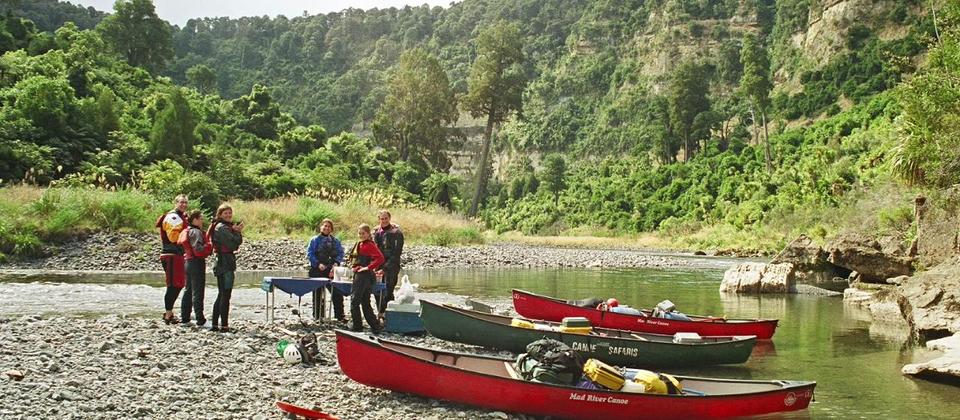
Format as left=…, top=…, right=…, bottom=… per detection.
left=513, top=289, right=779, bottom=339
left=419, top=300, right=757, bottom=367
left=335, top=330, right=816, bottom=419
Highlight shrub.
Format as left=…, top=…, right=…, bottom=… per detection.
left=282, top=197, right=336, bottom=233
left=422, top=226, right=484, bottom=246
left=99, top=190, right=158, bottom=231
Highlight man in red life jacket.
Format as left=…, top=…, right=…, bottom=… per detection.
left=157, top=195, right=189, bottom=324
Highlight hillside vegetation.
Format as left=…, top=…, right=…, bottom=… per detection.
left=1, top=0, right=958, bottom=258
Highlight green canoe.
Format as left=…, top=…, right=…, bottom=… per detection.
left=420, top=300, right=757, bottom=368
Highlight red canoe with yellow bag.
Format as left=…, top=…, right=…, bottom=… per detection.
left=335, top=330, right=814, bottom=419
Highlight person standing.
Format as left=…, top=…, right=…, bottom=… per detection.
left=208, top=204, right=243, bottom=332
left=179, top=210, right=212, bottom=327
left=373, top=210, right=404, bottom=319
left=307, top=219, right=346, bottom=321
left=156, top=195, right=189, bottom=324
left=349, top=224, right=384, bottom=333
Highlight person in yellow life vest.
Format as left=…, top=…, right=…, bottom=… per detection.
left=156, top=195, right=188, bottom=324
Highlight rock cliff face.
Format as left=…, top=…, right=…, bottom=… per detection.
left=771, top=234, right=849, bottom=291
left=824, top=234, right=914, bottom=283
left=897, top=260, right=960, bottom=339
left=798, top=0, right=907, bottom=66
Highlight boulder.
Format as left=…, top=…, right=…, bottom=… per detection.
left=720, top=262, right=796, bottom=294
left=898, top=260, right=960, bottom=337
left=772, top=234, right=849, bottom=291
left=825, top=233, right=914, bottom=283
left=902, top=356, right=960, bottom=382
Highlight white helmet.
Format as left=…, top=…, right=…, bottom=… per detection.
left=283, top=344, right=302, bottom=364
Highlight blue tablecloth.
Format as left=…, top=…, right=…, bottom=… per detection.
left=261, top=277, right=388, bottom=296
left=262, top=277, right=329, bottom=297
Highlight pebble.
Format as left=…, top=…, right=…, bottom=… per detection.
left=1, top=232, right=729, bottom=272
left=0, top=315, right=535, bottom=419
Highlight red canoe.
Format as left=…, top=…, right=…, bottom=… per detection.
left=512, top=289, right=779, bottom=339
left=275, top=401, right=340, bottom=420
left=336, top=330, right=814, bottom=419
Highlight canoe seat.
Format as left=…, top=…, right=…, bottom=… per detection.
left=504, top=362, right=521, bottom=380
left=435, top=354, right=458, bottom=366
left=630, top=334, right=648, bottom=341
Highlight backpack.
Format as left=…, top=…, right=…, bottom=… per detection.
left=516, top=338, right=584, bottom=385
left=297, top=333, right=323, bottom=365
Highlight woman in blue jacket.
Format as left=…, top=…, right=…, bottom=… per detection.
left=307, top=219, right=345, bottom=321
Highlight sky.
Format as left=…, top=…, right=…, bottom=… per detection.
left=72, top=1, right=451, bottom=25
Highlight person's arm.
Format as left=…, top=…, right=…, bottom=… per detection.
left=334, top=237, right=345, bottom=265
left=306, top=236, right=319, bottom=268
left=392, top=229, right=404, bottom=268
left=366, top=242, right=385, bottom=271
left=190, top=228, right=209, bottom=254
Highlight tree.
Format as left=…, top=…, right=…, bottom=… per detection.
left=541, top=154, right=567, bottom=202
left=421, top=172, right=459, bottom=210
left=740, top=33, right=773, bottom=172
left=149, top=88, right=197, bottom=164
left=97, top=0, right=173, bottom=73
left=373, top=48, right=458, bottom=170
left=231, top=84, right=281, bottom=139
left=463, top=21, right=526, bottom=216
left=667, top=61, right=711, bottom=162
left=185, top=64, right=217, bottom=94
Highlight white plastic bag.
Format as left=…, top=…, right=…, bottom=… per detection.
left=333, top=266, right=351, bottom=282
left=395, top=275, right=419, bottom=304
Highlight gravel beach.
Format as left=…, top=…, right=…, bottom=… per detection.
left=0, top=307, right=531, bottom=419
left=0, top=232, right=738, bottom=272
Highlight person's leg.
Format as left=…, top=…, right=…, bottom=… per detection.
left=331, top=286, right=345, bottom=320
left=193, top=260, right=206, bottom=326
left=221, top=271, right=234, bottom=329
left=350, top=275, right=364, bottom=331
left=212, top=273, right=223, bottom=328
left=376, top=268, right=400, bottom=314
left=181, top=260, right=193, bottom=323
left=358, top=276, right=381, bottom=331
left=309, top=267, right=322, bottom=319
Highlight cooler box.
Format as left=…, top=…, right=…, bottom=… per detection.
left=561, top=317, right=591, bottom=328
left=559, top=326, right=592, bottom=335
left=672, top=332, right=703, bottom=344
left=385, top=302, right=425, bottom=334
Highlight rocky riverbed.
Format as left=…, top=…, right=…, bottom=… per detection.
left=0, top=313, right=533, bottom=420
left=0, top=232, right=736, bottom=272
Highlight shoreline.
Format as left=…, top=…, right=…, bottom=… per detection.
left=0, top=313, right=526, bottom=420
left=0, top=232, right=745, bottom=273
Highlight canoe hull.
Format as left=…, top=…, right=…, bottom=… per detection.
left=513, top=290, right=779, bottom=339
left=420, top=301, right=755, bottom=367
left=335, top=331, right=815, bottom=419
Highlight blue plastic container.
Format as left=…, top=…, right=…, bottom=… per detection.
left=384, top=302, right=425, bottom=334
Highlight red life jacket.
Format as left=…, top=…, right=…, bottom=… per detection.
left=178, top=226, right=212, bottom=260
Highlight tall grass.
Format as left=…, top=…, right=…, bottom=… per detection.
left=0, top=186, right=165, bottom=259
left=0, top=185, right=492, bottom=261
left=233, top=194, right=482, bottom=245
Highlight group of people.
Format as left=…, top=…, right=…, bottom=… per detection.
left=156, top=195, right=404, bottom=334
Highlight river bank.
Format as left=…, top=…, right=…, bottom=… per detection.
left=0, top=314, right=529, bottom=420
left=0, top=232, right=740, bottom=272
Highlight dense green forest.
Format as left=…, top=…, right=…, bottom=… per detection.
left=1, top=0, right=958, bottom=255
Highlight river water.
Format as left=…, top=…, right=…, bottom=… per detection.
left=1, top=264, right=958, bottom=418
